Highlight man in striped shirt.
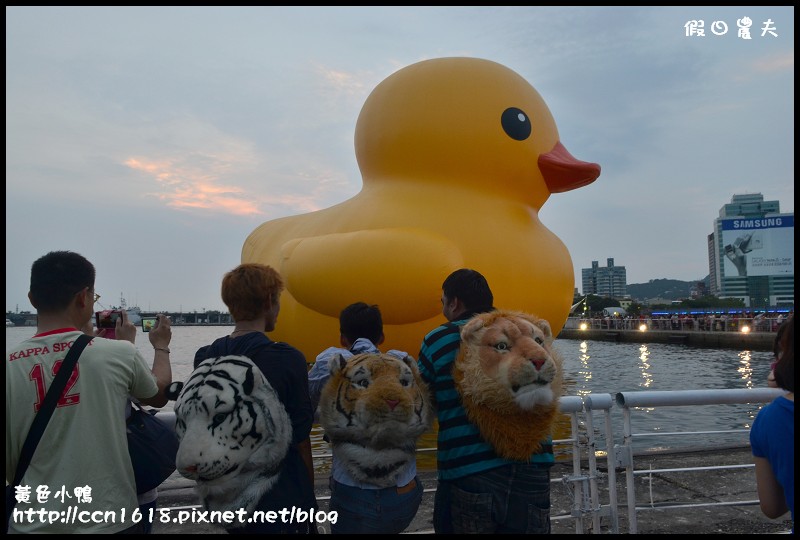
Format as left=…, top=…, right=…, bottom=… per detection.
left=417, top=268, right=554, bottom=534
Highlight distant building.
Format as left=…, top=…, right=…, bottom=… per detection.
left=581, top=258, right=627, bottom=298
left=708, top=193, right=794, bottom=308
left=691, top=281, right=707, bottom=299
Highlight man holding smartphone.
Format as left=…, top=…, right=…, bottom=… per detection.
left=6, top=251, right=173, bottom=534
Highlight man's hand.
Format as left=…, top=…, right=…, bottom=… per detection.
left=113, top=310, right=137, bottom=343
left=148, top=314, right=172, bottom=350
left=140, top=314, right=173, bottom=408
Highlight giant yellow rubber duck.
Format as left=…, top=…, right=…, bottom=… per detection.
left=242, top=57, right=600, bottom=361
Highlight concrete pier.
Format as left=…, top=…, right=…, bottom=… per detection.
left=556, top=328, right=775, bottom=351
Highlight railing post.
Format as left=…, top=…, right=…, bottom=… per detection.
left=621, top=406, right=638, bottom=534
left=570, top=409, right=585, bottom=534
left=584, top=405, right=602, bottom=533
left=583, top=393, right=615, bottom=534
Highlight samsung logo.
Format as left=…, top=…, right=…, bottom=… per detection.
left=732, top=218, right=782, bottom=229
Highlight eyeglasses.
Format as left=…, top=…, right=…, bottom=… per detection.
left=74, top=287, right=101, bottom=304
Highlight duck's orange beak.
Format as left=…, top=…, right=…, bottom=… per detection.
left=538, top=141, right=601, bottom=193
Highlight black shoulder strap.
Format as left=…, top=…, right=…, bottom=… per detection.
left=12, top=333, right=94, bottom=487
left=200, top=335, right=273, bottom=363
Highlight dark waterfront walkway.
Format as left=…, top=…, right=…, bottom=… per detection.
left=152, top=445, right=793, bottom=534
left=557, top=328, right=775, bottom=351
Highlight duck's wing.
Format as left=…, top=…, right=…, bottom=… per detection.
left=279, top=227, right=463, bottom=324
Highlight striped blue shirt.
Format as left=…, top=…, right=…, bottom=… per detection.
left=417, top=316, right=554, bottom=481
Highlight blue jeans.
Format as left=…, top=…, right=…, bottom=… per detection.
left=434, top=464, right=551, bottom=534
left=139, top=500, right=157, bottom=534
left=329, top=476, right=423, bottom=534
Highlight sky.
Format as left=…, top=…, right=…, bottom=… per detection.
left=6, top=6, right=794, bottom=314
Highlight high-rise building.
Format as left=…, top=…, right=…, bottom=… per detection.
left=581, top=258, right=627, bottom=298
left=708, top=193, right=794, bottom=308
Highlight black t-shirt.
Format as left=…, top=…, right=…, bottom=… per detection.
left=194, top=332, right=317, bottom=533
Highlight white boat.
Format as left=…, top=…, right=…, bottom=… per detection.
left=111, top=294, right=142, bottom=322
left=6, top=319, right=15, bottom=327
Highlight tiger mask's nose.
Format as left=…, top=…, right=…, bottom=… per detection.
left=385, top=399, right=400, bottom=410
left=530, top=357, right=546, bottom=370
left=178, top=463, right=199, bottom=479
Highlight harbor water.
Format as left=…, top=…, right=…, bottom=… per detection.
left=6, top=326, right=777, bottom=471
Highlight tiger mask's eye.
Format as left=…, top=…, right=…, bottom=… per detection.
left=399, top=373, right=413, bottom=387
left=212, top=412, right=228, bottom=427
left=352, top=377, right=370, bottom=389
left=494, top=342, right=510, bottom=352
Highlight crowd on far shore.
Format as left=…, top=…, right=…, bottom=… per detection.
left=574, top=312, right=792, bottom=333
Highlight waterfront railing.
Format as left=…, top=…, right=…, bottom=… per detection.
left=154, top=386, right=786, bottom=533
left=563, top=315, right=787, bottom=333
left=613, top=388, right=784, bottom=534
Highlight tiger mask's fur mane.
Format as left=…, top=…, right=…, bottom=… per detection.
left=171, top=355, right=292, bottom=515
left=319, top=352, right=432, bottom=487
left=453, top=309, right=564, bottom=461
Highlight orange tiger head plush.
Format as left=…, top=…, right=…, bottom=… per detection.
left=319, top=352, right=432, bottom=487
left=453, top=309, right=564, bottom=461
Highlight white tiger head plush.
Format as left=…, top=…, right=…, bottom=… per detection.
left=453, top=309, right=564, bottom=461
left=319, top=352, right=432, bottom=487
left=172, top=355, right=292, bottom=515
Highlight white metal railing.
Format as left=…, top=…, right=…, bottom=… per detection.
left=154, top=386, right=785, bottom=534
left=563, top=315, right=785, bottom=333
left=614, top=387, right=785, bottom=534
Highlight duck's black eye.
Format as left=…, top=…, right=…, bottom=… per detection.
left=501, top=107, right=531, bottom=141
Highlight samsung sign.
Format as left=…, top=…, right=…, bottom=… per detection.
left=722, top=216, right=793, bottom=230
left=720, top=216, right=793, bottom=277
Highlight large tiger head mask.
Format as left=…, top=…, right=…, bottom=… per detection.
left=319, top=352, right=432, bottom=487
left=171, top=355, right=292, bottom=514
left=453, top=309, right=564, bottom=461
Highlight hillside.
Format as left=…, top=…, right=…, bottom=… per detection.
left=626, top=278, right=702, bottom=301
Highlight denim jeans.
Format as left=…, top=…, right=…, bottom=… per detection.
left=139, top=500, right=157, bottom=534
left=434, top=464, right=551, bottom=534
left=329, top=476, right=423, bottom=534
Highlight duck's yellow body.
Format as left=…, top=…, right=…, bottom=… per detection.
left=242, top=57, right=600, bottom=361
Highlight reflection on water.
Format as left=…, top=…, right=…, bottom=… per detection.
left=556, top=338, right=775, bottom=454
left=6, top=327, right=777, bottom=471
left=573, top=341, right=592, bottom=398
left=638, top=344, right=652, bottom=389
left=738, top=350, right=754, bottom=388
left=558, top=338, right=772, bottom=396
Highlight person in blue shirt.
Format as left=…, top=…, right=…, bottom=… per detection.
left=750, top=314, right=794, bottom=527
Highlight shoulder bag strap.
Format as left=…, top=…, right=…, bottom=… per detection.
left=12, top=333, right=94, bottom=487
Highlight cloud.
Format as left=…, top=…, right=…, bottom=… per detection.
left=752, top=50, right=794, bottom=73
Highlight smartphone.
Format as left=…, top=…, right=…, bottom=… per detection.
left=95, top=310, right=123, bottom=329
left=142, top=316, right=158, bottom=333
